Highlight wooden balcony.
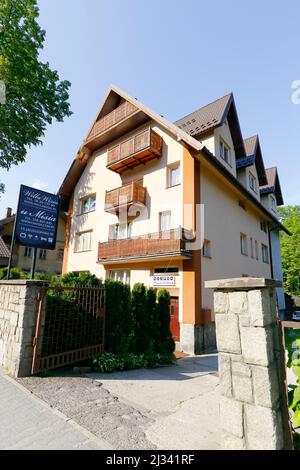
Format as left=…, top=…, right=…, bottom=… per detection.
left=98, top=228, right=193, bottom=263
left=84, top=100, right=152, bottom=151
left=107, top=128, right=162, bottom=174
left=104, top=182, right=147, bottom=214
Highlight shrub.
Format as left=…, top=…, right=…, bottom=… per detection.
left=0, top=267, right=28, bottom=280
left=104, top=279, right=132, bottom=354
left=51, top=271, right=101, bottom=287
left=92, top=351, right=175, bottom=373
left=156, top=289, right=175, bottom=354
left=131, top=283, right=148, bottom=353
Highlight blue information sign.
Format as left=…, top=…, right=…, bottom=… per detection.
left=14, top=185, right=60, bottom=250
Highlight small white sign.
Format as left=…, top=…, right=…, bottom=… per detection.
left=153, top=275, right=176, bottom=287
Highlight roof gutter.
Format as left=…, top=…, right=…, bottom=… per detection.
left=197, top=146, right=291, bottom=236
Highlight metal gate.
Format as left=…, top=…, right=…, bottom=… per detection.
left=32, top=285, right=106, bottom=374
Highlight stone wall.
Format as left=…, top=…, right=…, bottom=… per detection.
left=205, top=277, right=293, bottom=450
left=0, top=280, right=46, bottom=377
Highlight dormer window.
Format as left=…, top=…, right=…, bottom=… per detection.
left=249, top=172, right=257, bottom=193
left=220, top=140, right=231, bottom=165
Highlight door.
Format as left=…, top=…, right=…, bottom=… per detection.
left=170, top=297, right=180, bottom=342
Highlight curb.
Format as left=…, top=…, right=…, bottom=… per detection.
left=1, top=368, right=114, bottom=450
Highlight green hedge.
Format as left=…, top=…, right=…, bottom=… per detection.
left=53, top=272, right=175, bottom=357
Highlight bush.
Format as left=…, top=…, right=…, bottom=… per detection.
left=156, top=289, right=175, bottom=354
left=104, top=279, right=132, bottom=354
left=51, top=271, right=101, bottom=287
left=93, top=351, right=175, bottom=373
left=0, top=267, right=28, bottom=280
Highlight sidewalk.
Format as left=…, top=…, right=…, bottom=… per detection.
left=0, top=368, right=108, bottom=450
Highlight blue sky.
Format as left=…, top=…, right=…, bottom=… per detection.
left=1, top=0, right=300, bottom=214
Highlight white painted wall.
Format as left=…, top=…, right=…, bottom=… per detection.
left=237, top=164, right=261, bottom=201
left=66, top=121, right=184, bottom=276
left=201, top=165, right=272, bottom=314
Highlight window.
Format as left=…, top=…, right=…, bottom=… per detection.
left=255, top=240, right=259, bottom=260
left=39, top=249, right=47, bottom=260
left=240, top=233, right=248, bottom=256
left=159, top=211, right=171, bottom=232
left=220, top=140, right=231, bottom=164
left=109, top=270, right=130, bottom=284
left=108, top=223, right=132, bottom=240
left=250, top=237, right=254, bottom=259
left=202, top=239, right=212, bottom=258
left=262, top=244, right=269, bottom=263
left=24, top=247, right=32, bottom=258
left=154, top=267, right=179, bottom=274
left=270, top=196, right=276, bottom=212
left=249, top=172, right=257, bottom=193
left=57, top=248, right=64, bottom=262
left=75, top=231, right=92, bottom=252
left=80, top=195, right=96, bottom=214
left=167, top=163, right=180, bottom=187
left=260, top=221, right=268, bottom=233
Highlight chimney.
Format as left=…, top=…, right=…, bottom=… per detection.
left=6, top=208, right=12, bottom=218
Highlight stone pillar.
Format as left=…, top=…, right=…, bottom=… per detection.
left=205, top=277, right=293, bottom=450
left=0, top=280, right=47, bottom=377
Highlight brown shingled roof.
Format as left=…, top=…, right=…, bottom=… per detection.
left=0, top=236, right=10, bottom=259
left=244, top=135, right=258, bottom=157
left=175, top=94, right=232, bottom=137
left=260, top=167, right=283, bottom=206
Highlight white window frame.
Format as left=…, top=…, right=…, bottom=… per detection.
left=220, top=139, right=231, bottom=165
left=159, top=211, right=171, bottom=232
left=24, top=247, right=32, bottom=258
left=80, top=194, right=96, bottom=215
left=240, top=233, right=248, bottom=256
left=109, top=270, right=130, bottom=285
left=202, top=239, right=212, bottom=258
left=39, top=249, right=47, bottom=260
left=75, top=230, right=92, bottom=253
left=249, top=172, right=257, bottom=193
left=255, top=240, right=259, bottom=260
left=109, top=223, right=132, bottom=240
left=250, top=237, right=254, bottom=259
left=270, top=196, right=276, bottom=212
left=260, top=221, right=268, bottom=233
left=262, top=244, right=269, bottom=264
left=167, top=162, right=181, bottom=188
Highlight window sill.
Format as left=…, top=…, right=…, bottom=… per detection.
left=241, top=253, right=248, bottom=257
left=77, top=210, right=96, bottom=216
left=166, top=183, right=181, bottom=189
left=74, top=249, right=93, bottom=253
left=203, top=255, right=212, bottom=259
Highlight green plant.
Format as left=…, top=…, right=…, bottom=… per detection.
left=0, top=267, right=28, bottom=280
left=285, top=328, right=300, bottom=441
left=92, top=351, right=175, bottom=373
left=156, top=289, right=175, bottom=354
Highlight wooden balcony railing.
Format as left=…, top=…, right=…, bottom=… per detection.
left=104, top=182, right=147, bottom=213
left=107, top=128, right=162, bottom=174
left=98, top=228, right=193, bottom=262
left=87, top=101, right=138, bottom=141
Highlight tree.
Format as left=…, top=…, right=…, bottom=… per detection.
left=277, top=206, right=300, bottom=295
left=0, top=0, right=71, bottom=182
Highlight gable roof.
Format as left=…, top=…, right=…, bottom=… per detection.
left=236, top=135, right=268, bottom=186
left=59, top=85, right=205, bottom=209
left=260, top=167, right=284, bottom=206
left=175, top=94, right=231, bottom=136
left=0, top=214, right=15, bottom=228
left=174, top=93, right=246, bottom=159
left=58, top=86, right=288, bottom=233
left=0, top=236, right=10, bottom=259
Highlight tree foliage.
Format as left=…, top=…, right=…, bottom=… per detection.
left=277, top=206, right=300, bottom=295
left=0, top=0, right=72, bottom=174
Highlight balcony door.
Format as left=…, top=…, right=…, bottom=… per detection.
left=109, top=222, right=132, bottom=240
left=159, top=211, right=171, bottom=232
